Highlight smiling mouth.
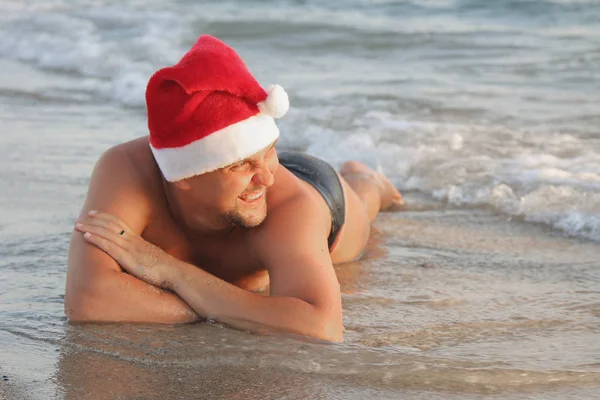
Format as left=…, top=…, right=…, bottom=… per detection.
left=238, top=191, right=264, bottom=204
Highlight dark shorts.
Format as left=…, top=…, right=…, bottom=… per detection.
left=278, top=152, right=345, bottom=250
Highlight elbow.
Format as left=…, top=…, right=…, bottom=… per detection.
left=316, top=320, right=344, bottom=343
left=301, top=323, right=343, bottom=343
left=309, top=308, right=344, bottom=343
left=64, top=285, right=198, bottom=325
left=64, top=290, right=98, bottom=323
left=64, top=284, right=112, bottom=323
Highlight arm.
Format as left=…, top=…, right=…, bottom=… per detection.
left=65, top=146, right=197, bottom=324
left=167, top=198, right=343, bottom=340
left=76, top=197, right=343, bottom=341
left=169, top=198, right=342, bottom=341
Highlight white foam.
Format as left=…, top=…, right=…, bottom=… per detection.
left=280, top=104, right=600, bottom=242
left=0, top=4, right=187, bottom=107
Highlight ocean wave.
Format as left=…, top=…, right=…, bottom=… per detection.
left=279, top=108, right=600, bottom=242
left=1, top=0, right=598, bottom=242
left=1, top=0, right=598, bottom=112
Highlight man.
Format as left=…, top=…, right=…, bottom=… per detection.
left=65, top=35, right=402, bottom=342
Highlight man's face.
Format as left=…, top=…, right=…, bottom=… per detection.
left=179, top=142, right=279, bottom=231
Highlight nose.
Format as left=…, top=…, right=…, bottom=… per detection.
left=252, top=162, right=275, bottom=187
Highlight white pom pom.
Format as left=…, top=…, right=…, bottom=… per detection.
left=258, top=84, right=289, bottom=118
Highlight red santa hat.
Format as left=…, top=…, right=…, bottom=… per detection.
left=146, top=35, right=289, bottom=182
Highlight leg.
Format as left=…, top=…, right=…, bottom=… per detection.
left=330, top=161, right=403, bottom=264
left=339, top=161, right=403, bottom=222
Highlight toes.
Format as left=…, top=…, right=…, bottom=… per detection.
left=393, top=192, right=404, bottom=205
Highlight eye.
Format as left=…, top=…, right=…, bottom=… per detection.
left=231, top=160, right=249, bottom=170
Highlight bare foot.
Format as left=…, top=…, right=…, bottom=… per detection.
left=376, top=171, right=404, bottom=210
left=340, top=161, right=403, bottom=210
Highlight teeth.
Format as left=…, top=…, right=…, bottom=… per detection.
left=242, top=192, right=262, bottom=201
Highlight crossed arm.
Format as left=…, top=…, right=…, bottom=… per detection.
left=173, top=199, right=343, bottom=341
left=71, top=200, right=343, bottom=342
left=65, top=231, right=199, bottom=324
left=162, top=233, right=343, bottom=341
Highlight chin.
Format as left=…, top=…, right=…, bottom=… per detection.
left=242, top=214, right=267, bottom=228
left=226, top=201, right=267, bottom=228
left=241, top=206, right=268, bottom=227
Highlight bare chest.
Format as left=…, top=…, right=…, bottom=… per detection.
left=189, top=235, right=262, bottom=283
left=143, top=215, right=263, bottom=284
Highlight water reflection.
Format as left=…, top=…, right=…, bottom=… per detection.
left=54, top=324, right=343, bottom=399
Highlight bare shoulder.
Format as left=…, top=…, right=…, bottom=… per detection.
left=249, top=166, right=341, bottom=313
left=78, top=136, right=159, bottom=231
left=67, top=136, right=159, bottom=280
left=258, top=165, right=331, bottom=243
left=250, top=165, right=333, bottom=267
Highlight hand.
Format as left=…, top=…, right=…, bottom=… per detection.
left=74, top=210, right=177, bottom=290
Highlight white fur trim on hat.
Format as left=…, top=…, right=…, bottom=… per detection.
left=150, top=114, right=280, bottom=182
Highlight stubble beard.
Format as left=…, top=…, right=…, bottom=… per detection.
left=222, top=190, right=268, bottom=228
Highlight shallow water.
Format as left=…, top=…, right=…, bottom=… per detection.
left=1, top=0, right=600, bottom=398
left=2, top=185, right=600, bottom=398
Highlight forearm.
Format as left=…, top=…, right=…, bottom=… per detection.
left=66, top=269, right=198, bottom=324
left=67, top=230, right=198, bottom=325
left=167, top=261, right=343, bottom=342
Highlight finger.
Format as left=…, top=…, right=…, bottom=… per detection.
left=76, top=217, right=128, bottom=239
left=75, top=219, right=131, bottom=242
left=83, top=232, right=134, bottom=268
left=75, top=222, right=130, bottom=246
left=86, top=210, right=128, bottom=230
left=88, top=210, right=134, bottom=233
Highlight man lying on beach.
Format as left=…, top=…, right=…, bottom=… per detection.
left=65, top=35, right=403, bottom=342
